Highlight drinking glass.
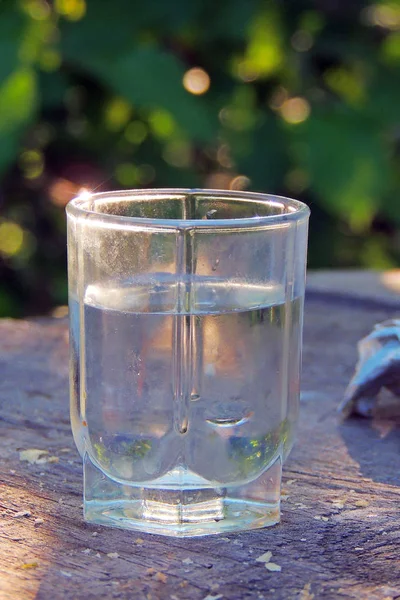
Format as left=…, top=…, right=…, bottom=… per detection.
left=66, top=189, right=309, bottom=536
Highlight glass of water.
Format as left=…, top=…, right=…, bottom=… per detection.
left=66, top=189, right=309, bottom=536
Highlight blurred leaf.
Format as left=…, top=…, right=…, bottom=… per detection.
left=365, top=67, right=400, bottom=126
left=67, top=47, right=216, bottom=142
left=230, top=115, right=289, bottom=192
left=381, top=32, right=400, bottom=65
left=204, top=0, right=259, bottom=42
left=360, top=236, right=396, bottom=269
left=0, top=4, right=28, bottom=85
left=60, top=0, right=140, bottom=59
left=60, top=0, right=201, bottom=60
left=324, top=66, right=365, bottom=107
left=38, top=69, right=69, bottom=109
left=0, top=68, right=37, bottom=175
left=297, top=111, right=391, bottom=231
left=238, top=6, right=284, bottom=80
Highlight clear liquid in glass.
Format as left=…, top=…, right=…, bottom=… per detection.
left=69, top=275, right=301, bottom=536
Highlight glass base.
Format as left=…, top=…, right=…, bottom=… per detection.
left=83, top=453, right=282, bottom=537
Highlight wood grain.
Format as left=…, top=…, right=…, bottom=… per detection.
left=1, top=293, right=400, bottom=600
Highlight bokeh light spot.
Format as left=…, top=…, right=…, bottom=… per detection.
left=235, top=61, right=259, bottom=82
left=49, top=178, right=80, bottom=206
left=149, top=110, right=175, bottom=139
left=137, top=164, right=155, bottom=185
left=163, top=140, right=192, bottom=168
left=280, top=97, right=311, bottom=124
left=363, top=3, right=400, bottom=30
left=217, top=145, right=234, bottom=169
left=285, top=168, right=309, bottom=193
left=40, top=50, right=62, bottom=72
left=115, top=163, right=139, bottom=187
left=291, top=30, right=314, bottom=52
left=299, top=10, right=325, bottom=35
left=55, top=0, right=86, bottom=21
left=125, top=121, right=147, bottom=145
left=105, top=98, right=132, bottom=132
left=268, top=86, right=289, bottom=110
left=230, top=175, right=251, bottom=191
left=219, top=107, right=256, bottom=132
left=205, top=172, right=233, bottom=189
left=183, top=67, right=210, bottom=95
left=22, top=0, right=51, bottom=20
left=19, top=150, right=44, bottom=180
left=0, top=222, right=24, bottom=257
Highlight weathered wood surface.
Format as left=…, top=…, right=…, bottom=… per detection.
left=1, top=280, right=400, bottom=600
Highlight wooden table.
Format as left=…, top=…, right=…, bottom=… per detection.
left=1, top=272, right=400, bottom=600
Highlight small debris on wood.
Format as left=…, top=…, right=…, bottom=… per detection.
left=135, top=538, right=144, bottom=544
left=182, top=557, right=193, bottom=565
left=354, top=499, right=369, bottom=508
left=92, top=531, right=98, bottom=537
left=210, top=583, right=220, bottom=591
left=9, top=469, right=15, bottom=475
left=354, top=547, right=364, bottom=551
left=13, top=510, right=31, bottom=518
left=255, top=550, right=281, bottom=572
left=286, top=479, right=297, bottom=485
left=330, top=498, right=347, bottom=509
left=299, top=583, right=314, bottom=600
left=81, top=548, right=91, bottom=554
left=20, top=562, right=38, bottom=570
left=107, top=552, right=119, bottom=558
left=34, top=517, right=44, bottom=525
left=203, top=595, right=223, bottom=600
left=19, top=449, right=48, bottom=464
left=265, top=563, right=281, bottom=572
left=256, top=551, right=272, bottom=563
left=19, top=449, right=59, bottom=465
left=154, top=572, right=168, bottom=583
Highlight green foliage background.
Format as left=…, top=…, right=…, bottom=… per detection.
left=1, top=0, right=400, bottom=316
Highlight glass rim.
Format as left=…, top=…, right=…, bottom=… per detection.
left=66, top=188, right=310, bottom=229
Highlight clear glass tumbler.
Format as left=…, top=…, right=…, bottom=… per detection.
left=66, top=189, right=309, bottom=536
